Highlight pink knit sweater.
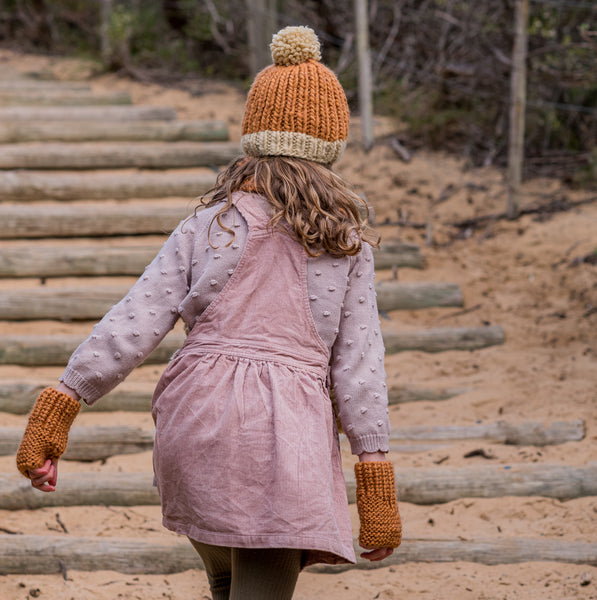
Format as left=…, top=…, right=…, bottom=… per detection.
left=60, top=193, right=390, bottom=455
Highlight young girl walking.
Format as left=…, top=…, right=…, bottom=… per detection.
left=17, top=25, right=401, bottom=599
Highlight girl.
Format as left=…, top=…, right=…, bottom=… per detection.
left=17, top=26, right=401, bottom=600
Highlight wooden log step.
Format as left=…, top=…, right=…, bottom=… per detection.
left=388, top=420, right=585, bottom=445
left=0, top=426, right=153, bottom=461
left=374, top=242, right=425, bottom=269
left=387, top=384, right=472, bottom=404
left=0, top=381, right=155, bottom=414
left=0, top=381, right=466, bottom=414
left=0, top=203, right=191, bottom=238
left=383, top=324, right=505, bottom=353
left=0, top=90, right=132, bottom=106
left=0, top=105, right=176, bottom=121
left=0, top=282, right=463, bottom=319
left=1, top=535, right=595, bottom=574
left=0, top=419, right=585, bottom=463
left=0, top=333, right=183, bottom=366
left=0, top=243, right=425, bottom=277
left=376, top=281, right=462, bottom=310
left=0, top=119, right=229, bottom=143
left=309, top=537, right=597, bottom=572
left=0, top=141, right=241, bottom=170
left=0, top=326, right=504, bottom=366
left=0, top=80, right=91, bottom=91
left=1, top=462, right=595, bottom=510
left=0, top=169, right=216, bottom=201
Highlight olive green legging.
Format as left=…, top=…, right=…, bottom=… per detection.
left=189, top=539, right=303, bottom=600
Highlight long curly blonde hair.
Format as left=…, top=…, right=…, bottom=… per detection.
left=199, top=156, right=380, bottom=257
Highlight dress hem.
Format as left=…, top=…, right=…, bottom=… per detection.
left=162, top=516, right=357, bottom=567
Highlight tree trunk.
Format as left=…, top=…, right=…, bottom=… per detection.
left=0, top=141, right=240, bottom=169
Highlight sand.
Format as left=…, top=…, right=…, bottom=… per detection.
left=0, top=49, right=595, bottom=599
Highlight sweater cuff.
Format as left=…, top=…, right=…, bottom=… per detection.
left=59, top=368, right=103, bottom=405
left=348, top=432, right=390, bottom=456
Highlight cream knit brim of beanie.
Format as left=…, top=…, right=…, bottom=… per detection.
left=241, top=26, right=350, bottom=165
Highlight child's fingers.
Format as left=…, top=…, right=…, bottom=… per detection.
left=30, top=460, right=58, bottom=492
left=28, top=458, right=52, bottom=478
left=360, top=547, right=394, bottom=561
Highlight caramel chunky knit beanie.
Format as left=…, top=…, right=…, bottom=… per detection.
left=241, top=26, right=350, bottom=165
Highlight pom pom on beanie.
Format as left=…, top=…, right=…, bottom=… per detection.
left=270, top=26, right=321, bottom=66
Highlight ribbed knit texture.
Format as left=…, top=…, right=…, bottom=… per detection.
left=354, top=461, right=402, bottom=549
left=16, top=387, right=80, bottom=477
left=241, top=26, right=349, bottom=164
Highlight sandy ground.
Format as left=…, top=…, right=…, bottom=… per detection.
left=0, top=50, right=596, bottom=599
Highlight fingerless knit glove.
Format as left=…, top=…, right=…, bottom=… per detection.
left=354, top=460, right=402, bottom=548
left=16, top=387, right=80, bottom=477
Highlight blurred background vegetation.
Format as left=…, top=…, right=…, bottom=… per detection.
left=0, top=0, right=595, bottom=183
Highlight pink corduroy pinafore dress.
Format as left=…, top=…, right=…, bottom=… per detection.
left=151, top=193, right=355, bottom=566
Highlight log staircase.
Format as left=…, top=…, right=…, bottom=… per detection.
left=0, top=76, right=594, bottom=577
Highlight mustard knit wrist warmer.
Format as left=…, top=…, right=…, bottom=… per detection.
left=16, top=387, right=80, bottom=477
left=354, top=461, right=402, bottom=549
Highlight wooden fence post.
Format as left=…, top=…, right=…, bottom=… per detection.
left=99, top=0, right=113, bottom=66
left=354, top=0, right=375, bottom=151
left=507, top=0, right=529, bottom=219
left=245, top=0, right=277, bottom=76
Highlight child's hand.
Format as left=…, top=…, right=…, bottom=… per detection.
left=29, top=458, right=59, bottom=492
left=360, top=547, right=394, bottom=561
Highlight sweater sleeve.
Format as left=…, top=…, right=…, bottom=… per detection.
left=330, top=243, right=390, bottom=455
left=60, top=219, right=196, bottom=405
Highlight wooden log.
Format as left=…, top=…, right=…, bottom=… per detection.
left=0, top=248, right=162, bottom=278
left=0, top=119, right=229, bottom=143
left=347, top=462, right=597, bottom=505
left=0, top=326, right=504, bottom=366
left=383, top=325, right=505, bottom=353
left=0, top=333, right=183, bottom=366
left=387, top=420, right=586, bottom=446
left=0, top=105, right=176, bottom=121
left=376, top=281, right=462, bottom=310
left=0, top=141, right=241, bottom=170
left=0, top=244, right=426, bottom=279
left=0, top=426, right=154, bottom=461
left=1, top=462, right=595, bottom=511
left=0, top=413, right=584, bottom=459
left=308, top=536, right=597, bottom=572
left=388, top=384, right=472, bottom=404
left=0, top=90, right=132, bottom=106
left=0, top=381, right=467, bottom=413
left=373, top=242, right=425, bottom=269
left=0, top=81, right=91, bottom=91
left=0, top=535, right=201, bottom=575
left=0, top=203, right=190, bottom=238
left=0, top=170, right=216, bottom=201
left=1, top=534, right=595, bottom=575
left=0, top=462, right=594, bottom=510
left=0, top=381, right=154, bottom=414
left=0, top=283, right=464, bottom=319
